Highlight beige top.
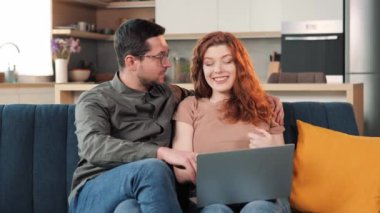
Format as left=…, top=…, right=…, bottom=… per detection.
left=174, top=96, right=285, bottom=154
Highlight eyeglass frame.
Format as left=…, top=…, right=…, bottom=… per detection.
left=137, top=51, right=171, bottom=66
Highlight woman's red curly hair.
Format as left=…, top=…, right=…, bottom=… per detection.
left=191, top=31, right=272, bottom=124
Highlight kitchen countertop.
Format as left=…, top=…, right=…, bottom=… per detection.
left=0, top=82, right=55, bottom=88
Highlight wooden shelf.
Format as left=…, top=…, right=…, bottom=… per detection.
left=52, top=29, right=114, bottom=40
left=57, top=0, right=109, bottom=8
left=106, top=1, right=155, bottom=9
left=164, top=31, right=281, bottom=40
left=57, top=0, right=155, bottom=8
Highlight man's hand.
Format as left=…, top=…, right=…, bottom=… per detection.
left=157, top=147, right=197, bottom=183
left=267, top=95, right=284, bottom=126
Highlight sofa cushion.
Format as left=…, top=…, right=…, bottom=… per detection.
left=0, top=105, right=35, bottom=212
left=283, top=102, right=359, bottom=145
left=290, top=120, right=380, bottom=213
left=0, top=105, right=78, bottom=213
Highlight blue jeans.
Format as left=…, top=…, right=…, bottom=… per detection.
left=200, top=198, right=291, bottom=213
left=69, top=158, right=182, bottom=213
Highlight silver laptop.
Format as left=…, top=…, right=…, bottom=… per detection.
left=196, top=144, right=295, bottom=207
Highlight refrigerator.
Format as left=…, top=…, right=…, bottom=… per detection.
left=346, top=0, right=380, bottom=136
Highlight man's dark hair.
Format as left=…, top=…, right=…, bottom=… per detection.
left=114, top=19, right=165, bottom=70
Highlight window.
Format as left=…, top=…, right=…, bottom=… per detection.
left=0, top=0, right=53, bottom=77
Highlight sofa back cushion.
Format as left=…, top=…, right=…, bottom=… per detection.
left=0, top=104, right=78, bottom=213
left=283, top=102, right=359, bottom=145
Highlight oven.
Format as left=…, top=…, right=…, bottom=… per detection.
left=281, top=20, right=344, bottom=83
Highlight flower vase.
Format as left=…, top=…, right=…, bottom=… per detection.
left=55, top=58, right=68, bottom=83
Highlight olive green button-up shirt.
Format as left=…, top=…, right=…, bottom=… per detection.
left=69, top=73, right=192, bottom=201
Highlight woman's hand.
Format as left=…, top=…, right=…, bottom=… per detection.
left=172, top=149, right=197, bottom=184
left=158, top=147, right=197, bottom=184
left=174, top=154, right=197, bottom=184
left=248, top=127, right=274, bottom=148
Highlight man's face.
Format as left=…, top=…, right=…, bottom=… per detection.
left=136, top=35, right=171, bottom=87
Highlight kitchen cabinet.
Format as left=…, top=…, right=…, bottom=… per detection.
left=282, top=0, right=343, bottom=22
left=250, top=0, right=282, bottom=32
left=54, top=0, right=281, bottom=41
left=156, top=0, right=342, bottom=39
left=53, top=0, right=343, bottom=40
left=218, top=0, right=250, bottom=32
left=156, top=0, right=281, bottom=38
left=156, top=0, right=218, bottom=34
left=218, top=0, right=282, bottom=32
left=0, top=83, right=55, bottom=104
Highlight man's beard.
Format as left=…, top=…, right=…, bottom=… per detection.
left=138, top=75, right=162, bottom=90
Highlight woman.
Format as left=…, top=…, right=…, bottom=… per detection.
left=172, top=31, right=290, bottom=213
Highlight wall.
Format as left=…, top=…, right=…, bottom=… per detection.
left=241, top=38, right=281, bottom=81
left=68, top=40, right=98, bottom=71
left=96, top=41, right=117, bottom=73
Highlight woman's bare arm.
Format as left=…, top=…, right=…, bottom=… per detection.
left=172, top=121, right=197, bottom=184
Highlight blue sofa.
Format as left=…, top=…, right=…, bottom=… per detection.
left=0, top=102, right=359, bottom=213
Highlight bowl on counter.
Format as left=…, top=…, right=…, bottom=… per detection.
left=69, top=69, right=91, bottom=82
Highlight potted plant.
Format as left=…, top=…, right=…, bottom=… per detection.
left=51, top=37, right=81, bottom=83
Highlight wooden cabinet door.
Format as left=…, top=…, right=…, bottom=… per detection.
left=282, top=0, right=343, bottom=22
left=0, top=89, right=18, bottom=104
left=250, top=0, right=282, bottom=32
left=19, top=88, right=55, bottom=104
left=156, top=0, right=218, bottom=34
left=218, top=0, right=250, bottom=32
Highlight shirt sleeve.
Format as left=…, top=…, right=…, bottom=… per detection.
left=169, top=84, right=194, bottom=105
left=173, top=96, right=197, bottom=126
left=75, top=92, right=158, bottom=168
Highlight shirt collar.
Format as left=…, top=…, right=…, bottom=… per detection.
left=110, top=72, right=144, bottom=95
left=110, top=72, right=168, bottom=98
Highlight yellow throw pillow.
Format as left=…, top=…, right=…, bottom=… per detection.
left=290, top=120, right=380, bottom=213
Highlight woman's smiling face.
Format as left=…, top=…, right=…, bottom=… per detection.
left=202, top=44, right=237, bottom=98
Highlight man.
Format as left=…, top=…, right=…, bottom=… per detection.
left=69, top=19, right=284, bottom=213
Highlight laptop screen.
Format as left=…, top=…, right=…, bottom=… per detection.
left=196, top=144, right=295, bottom=207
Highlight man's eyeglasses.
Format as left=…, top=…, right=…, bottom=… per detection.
left=138, top=52, right=171, bottom=66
